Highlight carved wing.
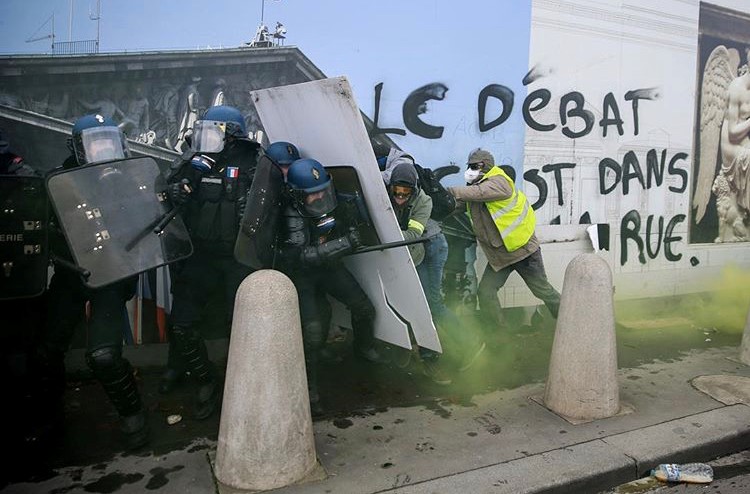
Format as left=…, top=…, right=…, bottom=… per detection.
left=694, top=45, right=737, bottom=223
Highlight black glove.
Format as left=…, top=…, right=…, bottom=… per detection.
left=300, top=236, right=355, bottom=265
left=347, top=228, right=362, bottom=249
left=168, top=178, right=192, bottom=205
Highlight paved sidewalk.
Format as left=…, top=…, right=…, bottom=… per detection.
left=2, top=345, right=749, bottom=494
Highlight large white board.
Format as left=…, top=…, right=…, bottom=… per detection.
left=250, top=76, right=440, bottom=353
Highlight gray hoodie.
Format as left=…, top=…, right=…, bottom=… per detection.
left=380, top=148, right=415, bottom=184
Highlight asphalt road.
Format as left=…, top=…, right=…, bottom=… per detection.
left=603, top=449, right=750, bottom=493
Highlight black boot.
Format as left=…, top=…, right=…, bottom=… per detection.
left=193, top=377, right=221, bottom=420
left=159, top=337, right=187, bottom=394
left=172, top=326, right=221, bottom=420
left=303, top=322, right=324, bottom=418
left=158, top=367, right=185, bottom=394
left=24, top=348, right=67, bottom=446
left=121, top=409, right=150, bottom=450
left=87, top=346, right=150, bottom=450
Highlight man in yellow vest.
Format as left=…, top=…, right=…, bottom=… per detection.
left=446, top=148, right=560, bottom=330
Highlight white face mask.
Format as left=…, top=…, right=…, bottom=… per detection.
left=464, top=168, right=482, bottom=184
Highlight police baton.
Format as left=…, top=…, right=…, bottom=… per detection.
left=348, top=234, right=437, bottom=255
left=50, top=253, right=91, bottom=281
left=125, top=181, right=192, bottom=251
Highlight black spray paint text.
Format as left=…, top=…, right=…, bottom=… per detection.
left=369, top=82, right=659, bottom=140
left=369, top=81, right=681, bottom=267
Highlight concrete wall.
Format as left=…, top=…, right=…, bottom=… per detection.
left=491, top=0, right=750, bottom=308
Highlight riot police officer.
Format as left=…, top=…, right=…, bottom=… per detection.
left=164, top=105, right=258, bottom=419
left=1, top=128, right=45, bottom=453
left=0, top=128, right=36, bottom=176
left=33, top=114, right=147, bottom=450
left=276, top=158, right=382, bottom=415
left=265, top=140, right=300, bottom=178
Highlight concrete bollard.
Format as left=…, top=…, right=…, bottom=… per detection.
left=741, top=306, right=750, bottom=365
left=215, top=269, right=317, bottom=491
left=543, top=253, right=620, bottom=422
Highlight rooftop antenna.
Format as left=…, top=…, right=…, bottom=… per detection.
left=246, top=0, right=276, bottom=47
left=25, top=12, right=56, bottom=52
left=89, top=0, right=101, bottom=52
left=68, top=0, right=74, bottom=41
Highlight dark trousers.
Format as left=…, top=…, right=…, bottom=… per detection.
left=29, top=268, right=137, bottom=414
left=167, top=254, right=253, bottom=370
left=39, top=268, right=137, bottom=358
left=292, top=263, right=376, bottom=352
left=416, top=233, right=481, bottom=361
left=477, top=248, right=560, bottom=328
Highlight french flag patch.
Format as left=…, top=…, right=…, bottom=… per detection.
left=226, top=167, right=239, bottom=178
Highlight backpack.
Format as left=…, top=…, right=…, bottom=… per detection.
left=414, top=163, right=457, bottom=221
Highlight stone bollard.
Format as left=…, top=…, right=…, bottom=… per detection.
left=215, top=269, right=317, bottom=491
left=741, top=306, right=750, bottom=365
left=543, top=253, right=620, bottom=422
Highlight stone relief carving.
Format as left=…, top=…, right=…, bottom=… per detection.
left=696, top=45, right=750, bottom=242
left=1, top=62, right=304, bottom=154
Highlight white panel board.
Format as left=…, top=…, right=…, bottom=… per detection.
left=250, top=77, right=440, bottom=352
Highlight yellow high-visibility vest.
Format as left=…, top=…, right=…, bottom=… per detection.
left=467, top=166, right=535, bottom=252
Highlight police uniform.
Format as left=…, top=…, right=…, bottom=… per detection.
left=276, top=159, right=378, bottom=413
left=165, top=138, right=258, bottom=418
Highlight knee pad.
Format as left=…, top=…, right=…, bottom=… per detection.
left=302, top=321, right=325, bottom=348
left=171, top=325, right=201, bottom=345
left=86, top=345, right=127, bottom=379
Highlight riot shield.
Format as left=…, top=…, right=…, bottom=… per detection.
left=234, top=155, right=284, bottom=269
left=327, top=166, right=380, bottom=246
left=0, top=175, right=48, bottom=300
left=45, top=156, right=193, bottom=288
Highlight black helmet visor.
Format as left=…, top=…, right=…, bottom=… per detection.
left=295, top=180, right=337, bottom=217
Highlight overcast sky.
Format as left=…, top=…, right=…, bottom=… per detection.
left=1, top=0, right=532, bottom=171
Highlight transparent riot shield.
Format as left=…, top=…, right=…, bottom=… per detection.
left=234, top=155, right=284, bottom=269
left=45, top=156, right=193, bottom=288
left=0, top=175, right=48, bottom=300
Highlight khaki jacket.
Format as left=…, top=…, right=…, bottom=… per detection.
left=396, top=189, right=432, bottom=266
left=448, top=173, right=539, bottom=271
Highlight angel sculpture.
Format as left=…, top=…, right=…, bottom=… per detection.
left=695, top=45, right=750, bottom=242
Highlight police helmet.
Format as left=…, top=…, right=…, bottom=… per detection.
left=266, top=141, right=300, bottom=167
left=69, top=114, right=130, bottom=166
left=286, top=158, right=337, bottom=217
left=191, top=105, right=247, bottom=153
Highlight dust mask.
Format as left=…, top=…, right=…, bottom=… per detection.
left=464, top=168, right=482, bottom=184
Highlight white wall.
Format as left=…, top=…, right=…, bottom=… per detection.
left=496, top=0, right=750, bottom=307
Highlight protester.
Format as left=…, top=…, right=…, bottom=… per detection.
left=446, top=148, right=560, bottom=330
left=385, top=158, right=486, bottom=384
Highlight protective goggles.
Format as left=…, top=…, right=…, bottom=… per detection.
left=467, top=161, right=483, bottom=171
left=390, top=185, right=414, bottom=200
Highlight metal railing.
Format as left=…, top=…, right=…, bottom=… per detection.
left=54, top=40, right=99, bottom=55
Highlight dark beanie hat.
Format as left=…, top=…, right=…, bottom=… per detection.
left=389, top=161, right=418, bottom=188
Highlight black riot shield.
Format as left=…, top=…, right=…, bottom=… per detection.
left=326, top=166, right=381, bottom=246
left=0, top=175, right=48, bottom=300
left=234, top=155, right=284, bottom=269
left=45, top=156, right=193, bottom=289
